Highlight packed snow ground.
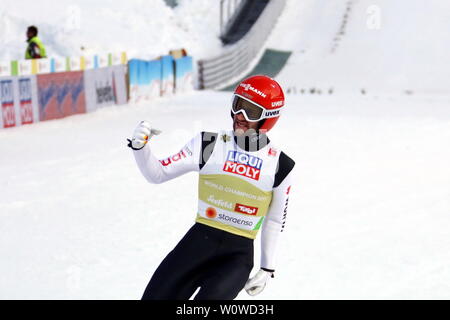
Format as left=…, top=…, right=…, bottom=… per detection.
left=1, top=0, right=450, bottom=300
left=1, top=91, right=449, bottom=299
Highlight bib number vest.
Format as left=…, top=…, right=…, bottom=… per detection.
left=196, top=131, right=280, bottom=239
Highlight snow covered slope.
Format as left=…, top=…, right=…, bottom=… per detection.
left=0, top=0, right=222, bottom=61
left=267, top=0, right=450, bottom=95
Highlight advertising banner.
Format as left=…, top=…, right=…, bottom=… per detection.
left=37, top=59, right=51, bottom=74
left=147, top=60, right=162, bottom=99
left=0, top=78, right=16, bottom=128
left=69, top=57, right=81, bottom=71
left=174, top=56, right=194, bottom=93
left=17, top=76, right=39, bottom=125
left=109, top=52, right=127, bottom=66
left=51, top=57, right=67, bottom=73
left=18, top=60, right=33, bottom=76
left=110, top=53, right=124, bottom=66
left=0, top=75, right=38, bottom=128
left=128, top=59, right=139, bottom=103
left=82, top=56, right=95, bottom=70
left=37, top=71, right=86, bottom=121
left=128, top=59, right=161, bottom=103
left=84, top=65, right=127, bottom=113
left=161, top=55, right=174, bottom=96
left=0, top=61, right=11, bottom=77
left=97, top=55, right=109, bottom=68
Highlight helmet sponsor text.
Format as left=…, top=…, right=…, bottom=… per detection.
left=271, top=100, right=284, bottom=107
left=239, top=83, right=267, bottom=98
left=264, top=109, right=280, bottom=117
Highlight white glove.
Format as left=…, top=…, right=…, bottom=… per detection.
left=245, top=269, right=274, bottom=296
left=128, top=121, right=162, bottom=150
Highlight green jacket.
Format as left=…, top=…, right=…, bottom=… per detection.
left=25, top=36, right=47, bottom=59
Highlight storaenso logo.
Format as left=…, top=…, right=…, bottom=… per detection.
left=239, top=83, right=267, bottom=98
left=218, top=213, right=253, bottom=227
left=95, top=81, right=115, bottom=104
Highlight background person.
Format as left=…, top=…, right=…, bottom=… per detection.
left=25, top=25, right=47, bottom=59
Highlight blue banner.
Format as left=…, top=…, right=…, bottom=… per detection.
left=161, top=55, right=174, bottom=96
left=174, top=56, right=193, bottom=93
left=128, top=58, right=162, bottom=102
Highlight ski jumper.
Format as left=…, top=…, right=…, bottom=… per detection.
left=133, top=130, right=295, bottom=300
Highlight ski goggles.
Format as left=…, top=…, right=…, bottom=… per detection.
left=231, top=94, right=281, bottom=122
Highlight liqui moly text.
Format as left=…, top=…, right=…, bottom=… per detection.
left=223, top=151, right=263, bottom=180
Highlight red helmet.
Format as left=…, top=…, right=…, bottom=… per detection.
left=232, top=75, right=285, bottom=132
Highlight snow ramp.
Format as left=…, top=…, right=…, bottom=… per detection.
left=210, top=0, right=450, bottom=95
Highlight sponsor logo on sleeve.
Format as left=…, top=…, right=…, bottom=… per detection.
left=184, top=146, right=193, bottom=156
left=223, top=151, right=263, bottom=180
left=281, top=196, right=289, bottom=232
left=234, top=203, right=258, bottom=216
left=280, top=187, right=292, bottom=232
left=160, top=148, right=190, bottom=166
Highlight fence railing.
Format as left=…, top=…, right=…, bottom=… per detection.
left=198, top=0, right=286, bottom=90
left=220, top=0, right=247, bottom=39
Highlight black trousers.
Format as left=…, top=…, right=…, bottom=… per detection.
left=142, top=223, right=254, bottom=300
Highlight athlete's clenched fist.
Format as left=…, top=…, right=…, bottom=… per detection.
left=245, top=269, right=274, bottom=296
left=127, top=121, right=161, bottom=150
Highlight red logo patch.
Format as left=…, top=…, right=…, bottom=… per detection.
left=268, top=148, right=277, bottom=157
left=234, top=203, right=258, bottom=216
left=206, top=207, right=217, bottom=219
left=160, top=149, right=187, bottom=166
